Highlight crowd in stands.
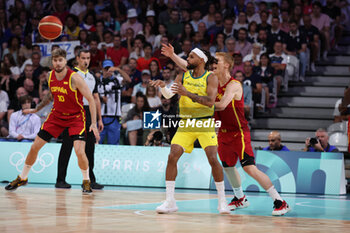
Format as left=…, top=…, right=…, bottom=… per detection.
left=0, top=0, right=349, bottom=147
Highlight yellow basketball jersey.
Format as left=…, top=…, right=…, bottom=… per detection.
left=179, top=70, right=214, bottom=119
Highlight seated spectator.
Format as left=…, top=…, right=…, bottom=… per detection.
left=235, top=28, right=252, bottom=58
left=64, top=14, right=80, bottom=41
left=268, top=17, right=288, bottom=54
left=106, top=34, right=129, bottom=68
left=0, top=86, right=9, bottom=137
left=280, top=10, right=291, bottom=33
left=243, top=43, right=262, bottom=66
left=257, top=29, right=268, bottom=53
left=300, top=14, right=320, bottom=73
left=153, top=24, right=168, bottom=50
left=225, top=37, right=236, bottom=56
left=128, top=58, right=142, bottom=87
left=284, top=20, right=307, bottom=82
left=231, top=51, right=244, bottom=76
left=89, top=38, right=105, bottom=73
left=247, top=21, right=258, bottom=44
left=254, top=53, right=276, bottom=109
left=136, top=43, right=160, bottom=71
left=23, top=78, right=39, bottom=104
left=210, top=32, right=227, bottom=56
left=124, top=92, right=150, bottom=145
left=98, top=31, right=114, bottom=52
left=132, top=70, right=151, bottom=103
left=2, top=54, right=20, bottom=81
left=67, top=45, right=83, bottom=69
left=20, top=45, right=41, bottom=73
left=2, top=36, right=21, bottom=65
left=40, top=45, right=59, bottom=69
left=263, top=131, right=290, bottom=151
left=144, top=130, right=169, bottom=146
left=207, top=12, right=224, bottom=38
left=190, top=8, right=203, bottom=32
left=8, top=95, right=41, bottom=142
left=246, top=2, right=260, bottom=24
left=129, top=36, right=145, bottom=60
left=1, top=67, right=17, bottom=99
left=304, top=128, right=339, bottom=152
left=153, top=35, right=171, bottom=68
left=311, top=1, right=330, bottom=60
left=269, top=41, right=287, bottom=92
left=234, top=12, right=248, bottom=34
left=202, top=3, right=216, bottom=29
left=139, top=21, right=156, bottom=46
left=35, top=89, right=53, bottom=125
left=79, top=11, right=96, bottom=33
left=257, top=11, right=271, bottom=32
left=235, top=71, right=252, bottom=119
left=149, top=60, right=162, bottom=81
left=178, top=38, right=193, bottom=60
left=121, top=8, right=143, bottom=37
left=146, top=86, right=162, bottom=109
left=222, top=17, right=234, bottom=38
left=243, top=61, right=263, bottom=112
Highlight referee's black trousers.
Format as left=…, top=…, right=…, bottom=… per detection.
left=56, top=106, right=97, bottom=183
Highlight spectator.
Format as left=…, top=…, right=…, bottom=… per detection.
left=1, top=67, right=17, bottom=99
left=8, top=95, right=40, bottom=142
left=124, top=92, right=150, bottom=145
left=247, top=21, right=258, bottom=44
left=243, top=42, right=263, bottom=66
left=180, top=23, right=195, bottom=43
left=257, top=11, right=271, bottom=32
left=0, top=85, right=9, bottom=137
left=40, top=45, right=59, bottom=69
left=263, top=131, right=290, bottom=151
left=280, top=10, right=290, bottom=33
left=121, top=8, right=143, bottom=37
left=243, top=61, right=263, bottom=112
left=132, top=69, right=151, bottom=103
left=304, top=128, right=339, bottom=152
left=291, top=4, right=303, bottom=26
left=300, top=14, right=320, bottom=73
left=2, top=53, right=20, bottom=81
left=322, top=0, right=343, bottom=50
left=98, top=31, right=114, bottom=52
left=144, top=130, right=168, bottom=146
left=64, top=14, right=80, bottom=41
left=149, top=60, right=162, bottom=81
left=202, top=3, right=216, bottom=29
left=128, top=58, right=142, bottom=87
left=225, top=37, right=236, bottom=56
left=257, top=29, right=268, bottom=53
left=165, top=9, right=183, bottom=38
left=233, top=11, right=248, bottom=33
left=100, top=7, right=121, bottom=33
left=235, top=71, right=252, bottom=119
left=106, top=34, right=129, bottom=68
left=78, top=29, right=90, bottom=48
left=311, top=1, right=331, bottom=60
left=79, top=10, right=96, bottom=33
left=269, top=41, right=287, bottom=93
left=2, top=36, right=21, bottom=65
left=146, top=86, right=161, bottom=109
left=89, top=38, right=105, bottom=73
left=207, top=12, right=224, bottom=38
left=19, top=35, right=33, bottom=63
left=190, top=8, right=202, bottom=32
left=254, top=53, right=275, bottom=109
left=210, top=32, right=227, bottom=56
left=154, top=24, right=168, bottom=50
left=235, top=28, right=252, bottom=58
left=284, top=20, right=307, bottom=82
left=246, top=2, right=260, bottom=24
left=268, top=17, right=287, bottom=54
left=67, top=45, right=83, bottom=68
left=35, top=89, right=53, bottom=125
left=70, top=0, right=87, bottom=19
left=51, top=0, right=69, bottom=25
left=153, top=35, right=171, bottom=68
left=129, top=36, right=145, bottom=59
left=19, top=45, right=41, bottom=73
left=231, top=52, right=244, bottom=76
left=222, top=17, right=234, bottom=38
left=23, top=78, right=39, bottom=104
left=139, top=21, right=156, bottom=46
left=136, top=43, right=160, bottom=71
left=38, top=67, right=50, bottom=101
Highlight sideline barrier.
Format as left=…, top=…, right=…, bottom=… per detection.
left=0, top=142, right=346, bottom=194
left=210, top=150, right=346, bottom=195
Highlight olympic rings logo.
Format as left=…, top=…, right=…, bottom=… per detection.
left=9, top=152, right=54, bottom=173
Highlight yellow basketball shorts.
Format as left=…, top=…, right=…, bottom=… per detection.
left=171, top=119, right=218, bottom=153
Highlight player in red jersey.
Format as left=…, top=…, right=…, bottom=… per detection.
left=213, top=52, right=290, bottom=216
left=161, top=43, right=290, bottom=216
left=5, top=48, right=100, bottom=194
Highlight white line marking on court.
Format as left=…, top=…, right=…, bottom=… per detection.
left=295, top=202, right=348, bottom=210
left=134, top=210, right=146, bottom=215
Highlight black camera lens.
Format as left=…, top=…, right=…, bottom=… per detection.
left=309, top=138, right=318, bottom=146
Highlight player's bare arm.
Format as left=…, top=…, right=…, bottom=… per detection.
left=71, top=73, right=100, bottom=142
left=215, top=81, right=243, bottom=111
left=93, top=92, right=104, bottom=132
left=172, top=73, right=218, bottom=108
left=23, top=72, right=53, bottom=114
left=161, top=43, right=188, bottom=71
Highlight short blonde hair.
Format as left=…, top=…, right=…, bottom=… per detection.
left=216, top=52, right=234, bottom=71
left=51, top=48, right=67, bottom=59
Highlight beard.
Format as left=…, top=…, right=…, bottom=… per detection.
left=186, top=63, right=197, bottom=70
left=55, top=66, right=65, bottom=73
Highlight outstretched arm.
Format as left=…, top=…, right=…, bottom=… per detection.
left=171, top=73, right=218, bottom=107
left=161, top=43, right=188, bottom=71
left=215, top=81, right=243, bottom=111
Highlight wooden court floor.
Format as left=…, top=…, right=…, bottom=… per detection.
left=1, top=185, right=350, bottom=233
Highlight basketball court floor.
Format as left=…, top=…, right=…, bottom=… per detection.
left=1, top=184, right=350, bottom=232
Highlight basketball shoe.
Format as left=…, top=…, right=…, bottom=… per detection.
left=218, top=199, right=230, bottom=214
left=5, top=175, right=28, bottom=191
left=272, top=200, right=290, bottom=216
left=82, top=180, right=92, bottom=194
left=156, top=200, right=178, bottom=214
left=228, top=195, right=250, bottom=210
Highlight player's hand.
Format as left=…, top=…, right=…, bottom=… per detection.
left=98, top=119, right=104, bottom=132
left=23, top=108, right=37, bottom=114
left=17, top=134, right=24, bottom=141
left=90, top=124, right=100, bottom=143
left=305, top=138, right=310, bottom=148
left=171, top=82, right=187, bottom=96
left=161, top=43, right=174, bottom=58
left=149, top=80, right=165, bottom=88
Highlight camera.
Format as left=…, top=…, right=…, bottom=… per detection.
left=309, top=138, right=319, bottom=147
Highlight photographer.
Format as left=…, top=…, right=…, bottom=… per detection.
left=144, top=130, right=169, bottom=147
left=98, top=59, right=131, bottom=145
left=304, top=128, right=339, bottom=152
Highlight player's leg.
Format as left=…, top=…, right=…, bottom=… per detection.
left=156, top=144, right=184, bottom=214
left=56, top=128, right=73, bottom=188
left=5, top=134, right=48, bottom=190
left=73, top=138, right=92, bottom=194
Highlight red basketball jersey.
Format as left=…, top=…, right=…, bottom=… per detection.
left=49, top=68, right=84, bottom=116
left=215, top=77, right=249, bottom=133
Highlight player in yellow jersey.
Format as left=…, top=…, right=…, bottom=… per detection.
left=150, top=48, right=230, bottom=214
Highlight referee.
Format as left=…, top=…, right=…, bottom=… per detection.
left=55, top=49, right=104, bottom=189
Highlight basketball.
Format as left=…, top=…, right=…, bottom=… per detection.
left=38, top=15, right=63, bottom=40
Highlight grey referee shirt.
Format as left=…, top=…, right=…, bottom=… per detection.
left=73, top=67, right=98, bottom=106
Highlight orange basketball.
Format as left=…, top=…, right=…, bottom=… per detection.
left=38, top=15, right=63, bottom=40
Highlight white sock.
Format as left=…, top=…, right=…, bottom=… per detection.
left=81, top=168, right=90, bottom=180
left=165, top=180, right=175, bottom=201
left=267, top=185, right=282, bottom=201
left=215, top=181, right=226, bottom=201
left=233, top=187, right=244, bottom=199
left=20, top=164, right=32, bottom=180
